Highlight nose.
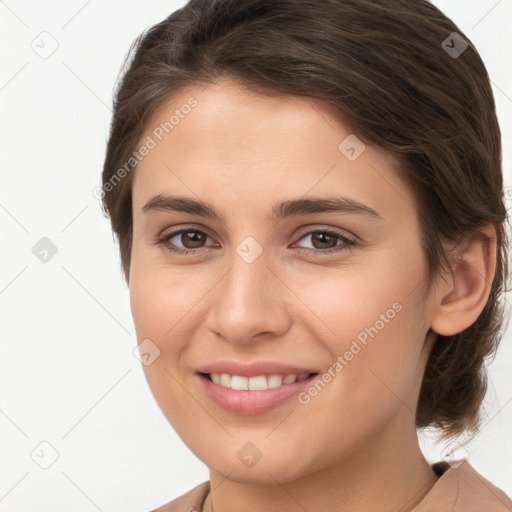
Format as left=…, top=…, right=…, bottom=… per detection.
left=205, top=250, right=292, bottom=347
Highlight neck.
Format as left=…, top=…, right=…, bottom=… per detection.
left=203, top=413, right=438, bottom=512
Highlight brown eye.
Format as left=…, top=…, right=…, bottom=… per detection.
left=156, top=228, right=214, bottom=254
left=294, top=229, right=356, bottom=254
left=309, top=232, right=339, bottom=250
left=178, top=230, right=207, bottom=249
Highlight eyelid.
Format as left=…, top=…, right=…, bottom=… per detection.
left=291, top=228, right=356, bottom=253
left=155, top=223, right=357, bottom=256
left=294, top=224, right=357, bottom=243
left=157, top=224, right=215, bottom=241
left=156, top=225, right=218, bottom=249
left=157, top=223, right=356, bottom=241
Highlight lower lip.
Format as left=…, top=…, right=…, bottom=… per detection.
left=196, top=373, right=318, bottom=415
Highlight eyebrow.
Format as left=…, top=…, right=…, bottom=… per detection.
left=142, top=194, right=383, bottom=222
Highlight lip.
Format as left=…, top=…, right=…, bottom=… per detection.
left=196, top=360, right=318, bottom=377
left=196, top=372, right=319, bottom=415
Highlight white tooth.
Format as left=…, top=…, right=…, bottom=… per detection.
left=267, top=374, right=284, bottom=388
left=231, top=375, right=249, bottom=390
left=248, top=375, right=267, bottom=390
left=220, top=373, right=231, bottom=387
left=283, top=374, right=298, bottom=385
left=215, top=373, right=304, bottom=390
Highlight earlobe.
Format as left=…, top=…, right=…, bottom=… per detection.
left=430, top=224, right=497, bottom=337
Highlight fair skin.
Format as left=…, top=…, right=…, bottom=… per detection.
left=128, top=80, right=496, bottom=512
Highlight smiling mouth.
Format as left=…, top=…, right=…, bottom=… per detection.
left=199, top=372, right=318, bottom=391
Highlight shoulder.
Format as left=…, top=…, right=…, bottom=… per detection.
left=413, top=460, right=512, bottom=511
left=150, top=481, right=210, bottom=512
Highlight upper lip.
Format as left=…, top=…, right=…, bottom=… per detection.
left=197, top=360, right=318, bottom=378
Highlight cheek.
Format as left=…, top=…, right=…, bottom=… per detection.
left=129, top=254, right=200, bottom=347
left=129, top=270, right=198, bottom=431
left=129, top=259, right=216, bottom=407
left=129, top=260, right=189, bottom=399
left=294, top=304, right=427, bottom=471
left=322, top=303, right=427, bottom=442
left=299, top=256, right=428, bottom=413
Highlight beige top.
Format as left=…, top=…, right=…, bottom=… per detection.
left=152, top=460, right=512, bottom=511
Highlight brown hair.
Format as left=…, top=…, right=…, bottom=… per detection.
left=101, top=0, right=510, bottom=442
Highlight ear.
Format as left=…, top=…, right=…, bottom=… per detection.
left=430, top=224, right=497, bottom=337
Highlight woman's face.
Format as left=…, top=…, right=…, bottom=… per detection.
left=129, top=80, right=439, bottom=483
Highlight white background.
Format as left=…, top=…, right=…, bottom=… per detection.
left=1, top=1, right=511, bottom=510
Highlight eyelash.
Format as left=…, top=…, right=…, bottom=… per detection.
left=154, top=227, right=357, bottom=256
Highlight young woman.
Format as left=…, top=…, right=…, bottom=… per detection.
left=100, top=0, right=511, bottom=510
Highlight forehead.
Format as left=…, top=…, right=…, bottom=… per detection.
left=132, top=80, right=415, bottom=221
